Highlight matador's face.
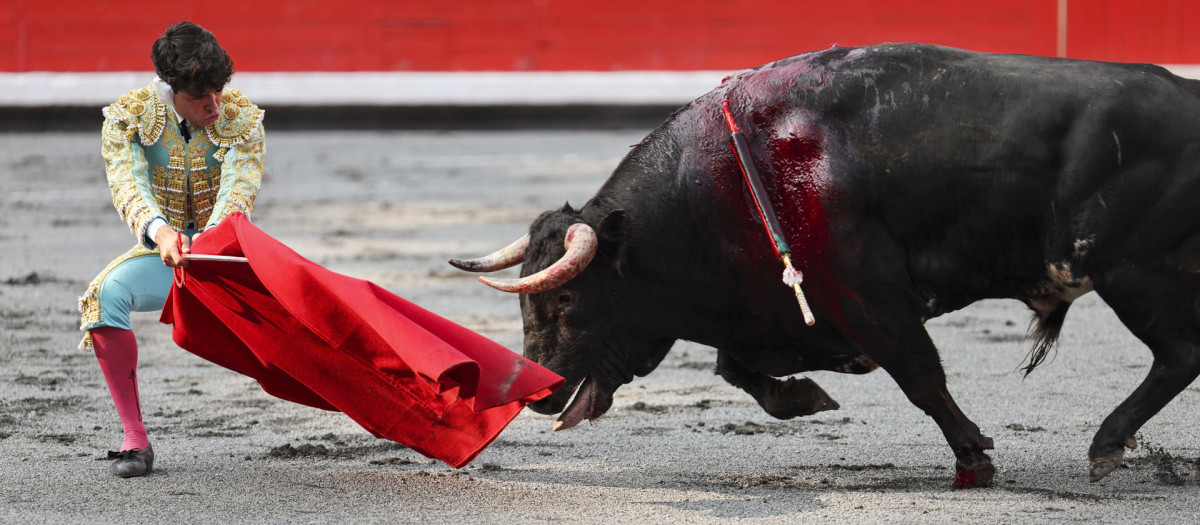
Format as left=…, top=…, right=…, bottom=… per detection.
left=173, top=89, right=221, bottom=128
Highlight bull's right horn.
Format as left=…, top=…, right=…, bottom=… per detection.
left=449, top=234, right=530, bottom=272
left=480, top=223, right=598, bottom=294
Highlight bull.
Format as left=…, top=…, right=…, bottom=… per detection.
left=450, top=43, right=1200, bottom=488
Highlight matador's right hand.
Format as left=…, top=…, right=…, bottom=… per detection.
left=154, top=227, right=191, bottom=268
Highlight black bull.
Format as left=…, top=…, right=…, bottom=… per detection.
left=451, top=44, right=1200, bottom=488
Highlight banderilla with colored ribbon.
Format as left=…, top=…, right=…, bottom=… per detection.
left=721, top=99, right=816, bottom=326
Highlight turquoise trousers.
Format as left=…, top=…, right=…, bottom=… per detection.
left=93, top=253, right=174, bottom=331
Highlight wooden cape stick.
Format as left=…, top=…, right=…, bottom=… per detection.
left=176, top=230, right=249, bottom=263
left=185, top=254, right=249, bottom=263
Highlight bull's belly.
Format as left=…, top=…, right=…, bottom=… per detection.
left=722, top=325, right=873, bottom=377
left=912, top=257, right=1096, bottom=320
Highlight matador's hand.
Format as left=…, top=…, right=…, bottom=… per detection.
left=154, top=227, right=191, bottom=268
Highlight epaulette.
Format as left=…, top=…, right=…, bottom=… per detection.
left=205, top=88, right=265, bottom=151
left=101, top=85, right=166, bottom=146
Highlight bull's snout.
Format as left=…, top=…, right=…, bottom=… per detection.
left=527, top=395, right=567, bottom=415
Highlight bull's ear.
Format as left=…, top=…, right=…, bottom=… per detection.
left=597, top=209, right=629, bottom=270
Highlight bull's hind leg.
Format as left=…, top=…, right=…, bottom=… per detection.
left=715, top=350, right=844, bottom=419
left=1088, top=267, right=1200, bottom=482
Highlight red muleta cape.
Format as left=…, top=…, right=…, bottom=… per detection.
left=159, top=212, right=563, bottom=468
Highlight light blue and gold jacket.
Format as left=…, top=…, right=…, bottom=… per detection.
left=101, top=83, right=265, bottom=242
left=78, top=83, right=265, bottom=349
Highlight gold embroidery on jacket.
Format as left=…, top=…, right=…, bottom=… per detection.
left=101, top=85, right=170, bottom=242
left=205, top=88, right=263, bottom=149
left=153, top=123, right=221, bottom=229
left=103, top=86, right=166, bottom=146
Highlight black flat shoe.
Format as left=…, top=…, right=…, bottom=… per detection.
left=107, top=445, right=154, bottom=478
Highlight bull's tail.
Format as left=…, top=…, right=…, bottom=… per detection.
left=1022, top=300, right=1071, bottom=376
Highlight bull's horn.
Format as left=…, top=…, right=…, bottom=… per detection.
left=448, top=234, right=530, bottom=272
left=480, top=223, right=598, bottom=294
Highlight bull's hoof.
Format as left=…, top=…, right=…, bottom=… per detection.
left=952, top=461, right=996, bottom=489
left=759, top=377, right=839, bottom=419
left=1089, top=448, right=1125, bottom=482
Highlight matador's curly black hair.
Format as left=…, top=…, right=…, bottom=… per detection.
left=151, top=21, right=234, bottom=98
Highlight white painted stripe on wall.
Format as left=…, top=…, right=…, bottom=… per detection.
left=3, top=67, right=1199, bottom=107
left=1165, top=65, right=1200, bottom=79
left=0, top=71, right=732, bottom=107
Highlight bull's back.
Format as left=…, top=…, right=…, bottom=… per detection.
left=708, top=44, right=1200, bottom=298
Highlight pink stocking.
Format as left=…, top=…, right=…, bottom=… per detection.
left=92, top=327, right=150, bottom=451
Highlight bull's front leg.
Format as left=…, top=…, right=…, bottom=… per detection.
left=844, top=299, right=996, bottom=488
left=834, top=226, right=996, bottom=487
left=715, top=350, right=840, bottom=419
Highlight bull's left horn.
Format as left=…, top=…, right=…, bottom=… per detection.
left=449, top=234, right=530, bottom=272
left=480, top=223, right=598, bottom=294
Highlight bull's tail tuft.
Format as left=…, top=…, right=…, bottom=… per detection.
left=1022, top=300, right=1071, bottom=377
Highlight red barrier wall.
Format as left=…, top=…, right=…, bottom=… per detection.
left=1067, top=0, right=1200, bottom=63
left=2, top=0, right=1197, bottom=72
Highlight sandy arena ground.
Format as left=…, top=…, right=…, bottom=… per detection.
left=1, top=129, right=1197, bottom=523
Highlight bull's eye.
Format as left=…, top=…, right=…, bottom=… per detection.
left=557, top=291, right=575, bottom=307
